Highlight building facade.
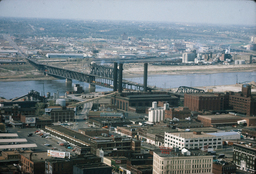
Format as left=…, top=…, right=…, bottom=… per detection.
left=184, top=93, right=229, bottom=112
left=233, top=143, right=256, bottom=173
left=153, top=150, right=213, bottom=174
left=164, top=132, right=223, bottom=150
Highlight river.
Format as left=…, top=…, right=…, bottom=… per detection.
left=0, top=71, right=255, bottom=99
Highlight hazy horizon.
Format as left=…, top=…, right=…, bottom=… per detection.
left=0, top=0, right=255, bottom=26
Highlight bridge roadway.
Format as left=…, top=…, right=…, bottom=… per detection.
left=26, top=58, right=157, bottom=91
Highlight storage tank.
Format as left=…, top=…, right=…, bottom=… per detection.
left=56, top=99, right=66, bottom=107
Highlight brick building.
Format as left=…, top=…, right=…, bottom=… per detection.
left=20, top=152, right=51, bottom=174
left=45, top=106, right=75, bottom=122
left=165, top=107, right=191, bottom=120
left=212, top=160, right=236, bottom=174
left=229, top=84, right=256, bottom=116
left=111, top=92, right=179, bottom=113
left=197, top=114, right=243, bottom=127
left=116, top=126, right=137, bottom=138
left=184, top=93, right=229, bottom=112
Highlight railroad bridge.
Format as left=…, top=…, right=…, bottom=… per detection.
left=27, top=58, right=154, bottom=92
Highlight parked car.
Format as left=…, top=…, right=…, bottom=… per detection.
left=27, top=133, right=33, bottom=137
left=44, top=144, right=52, bottom=147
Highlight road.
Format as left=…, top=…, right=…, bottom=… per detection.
left=2, top=34, right=27, bottom=58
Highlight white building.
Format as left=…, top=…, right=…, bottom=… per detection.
left=148, top=102, right=169, bottom=123
left=153, top=150, right=213, bottom=174
left=182, top=52, right=196, bottom=63
left=164, top=132, right=223, bottom=150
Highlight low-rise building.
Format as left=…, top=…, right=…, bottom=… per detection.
left=153, top=149, right=213, bottom=174
left=73, top=163, right=112, bottom=174
left=164, top=131, right=223, bottom=150
left=20, top=151, right=51, bottom=174
left=212, top=160, right=236, bottom=174
left=165, top=107, right=191, bottom=120
left=197, top=114, right=243, bottom=127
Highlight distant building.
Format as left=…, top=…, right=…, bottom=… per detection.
left=182, top=52, right=196, bottom=63
left=220, top=53, right=232, bottom=61
left=73, top=163, right=112, bottom=174
left=233, top=143, right=256, bottom=173
left=45, top=106, right=75, bottom=122
left=46, top=53, right=85, bottom=59
left=153, top=150, right=213, bottom=174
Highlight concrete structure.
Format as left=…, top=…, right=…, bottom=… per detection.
left=153, top=150, right=213, bottom=174
left=78, top=127, right=109, bottom=136
left=233, top=143, right=256, bottom=173
left=184, top=93, right=229, bottom=112
left=164, top=131, right=223, bottom=150
left=148, top=101, right=166, bottom=123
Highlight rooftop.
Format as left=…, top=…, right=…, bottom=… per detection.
left=22, top=152, right=50, bottom=162
left=154, top=149, right=210, bottom=158
left=166, top=132, right=216, bottom=139
left=198, top=114, right=242, bottom=120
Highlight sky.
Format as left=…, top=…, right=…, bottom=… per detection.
left=0, top=0, right=255, bottom=26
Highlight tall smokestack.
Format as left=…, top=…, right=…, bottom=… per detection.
left=144, top=63, right=148, bottom=92
left=113, top=62, right=117, bottom=91
left=118, top=63, right=123, bottom=93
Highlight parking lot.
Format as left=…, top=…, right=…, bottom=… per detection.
left=7, top=127, right=76, bottom=155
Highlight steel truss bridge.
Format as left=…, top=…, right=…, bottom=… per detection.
left=176, top=86, right=205, bottom=94
left=27, top=58, right=155, bottom=91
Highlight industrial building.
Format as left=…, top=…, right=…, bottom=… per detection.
left=184, top=92, right=229, bottom=112
left=111, top=91, right=179, bottom=113
left=233, top=143, right=256, bottom=173
left=45, top=106, right=75, bottom=123
left=229, top=84, right=256, bottom=116
left=164, top=131, right=223, bottom=150
left=197, top=114, right=243, bottom=127
left=153, top=149, right=213, bottom=174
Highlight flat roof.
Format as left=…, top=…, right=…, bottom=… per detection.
left=0, top=138, right=27, bottom=143
left=198, top=114, right=242, bottom=120
left=0, top=133, right=18, bottom=137
left=0, top=144, right=37, bottom=149
left=166, top=132, right=216, bottom=139
left=207, top=132, right=240, bottom=136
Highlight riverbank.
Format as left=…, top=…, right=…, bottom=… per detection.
left=0, top=64, right=256, bottom=81
left=123, top=64, right=256, bottom=78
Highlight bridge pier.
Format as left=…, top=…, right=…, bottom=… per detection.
left=113, top=62, right=118, bottom=91
left=118, top=63, right=123, bottom=93
left=66, top=78, right=72, bottom=84
left=89, top=83, right=96, bottom=92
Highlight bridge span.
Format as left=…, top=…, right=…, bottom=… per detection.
left=27, top=58, right=156, bottom=92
